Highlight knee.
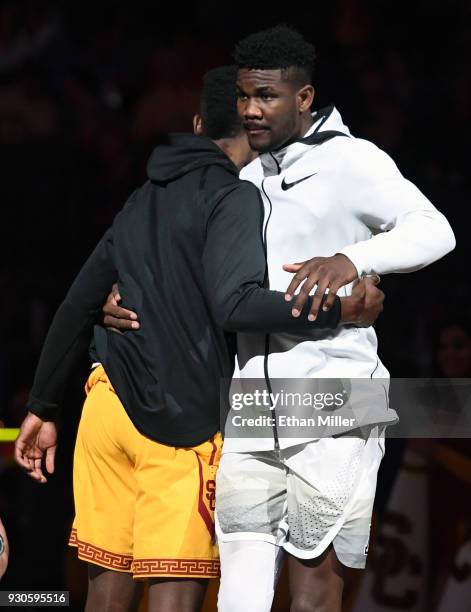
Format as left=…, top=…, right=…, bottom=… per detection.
left=218, top=579, right=274, bottom=612
left=290, top=590, right=342, bottom=612
left=290, top=594, right=318, bottom=612
left=86, top=586, right=134, bottom=612
left=218, top=540, right=279, bottom=612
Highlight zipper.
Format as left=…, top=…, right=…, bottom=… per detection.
left=261, top=176, right=281, bottom=453
left=269, top=152, right=281, bottom=174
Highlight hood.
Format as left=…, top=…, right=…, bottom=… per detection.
left=146, top=133, right=238, bottom=184
left=269, top=105, right=351, bottom=173
left=241, top=106, right=351, bottom=181
left=300, top=105, right=351, bottom=144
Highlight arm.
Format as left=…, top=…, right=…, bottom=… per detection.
left=25, top=189, right=139, bottom=417
left=25, top=229, right=117, bottom=421
left=17, top=188, right=142, bottom=478
left=101, top=266, right=383, bottom=332
left=15, top=230, right=116, bottom=481
left=337, top=139, right=455, bottom=277
left=203, top=182, right=354, bottom=332
left=284, top=139, right=455, bottom=318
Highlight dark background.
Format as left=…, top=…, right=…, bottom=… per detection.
left=0, top=0, right=470, bottom=609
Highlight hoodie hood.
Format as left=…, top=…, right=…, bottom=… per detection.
left=241, top=106, right=351, bottom=183
left=147, top=133, right=239, bottom=184
left=299, top=105, right=351, bottom=144
left=265, top=105, right=351, bottom=174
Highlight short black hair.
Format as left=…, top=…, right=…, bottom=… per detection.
left=234, top=25, right=316, bottom=85
left=200, top=65, right=243, bottom=139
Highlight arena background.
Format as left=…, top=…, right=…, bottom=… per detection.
left=0, top=1, right=470, bottom=610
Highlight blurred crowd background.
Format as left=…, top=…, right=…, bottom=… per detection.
left=0, top=0, right=470, bottom=610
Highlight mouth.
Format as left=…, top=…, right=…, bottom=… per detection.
left=244, top=124, right=269, bottom=137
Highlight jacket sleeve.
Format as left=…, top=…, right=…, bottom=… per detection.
left=26, top=228, right=117, bottom=420
left=337, top=139, right=456, bottom=277
left=202, top=181, right=341, bottom=333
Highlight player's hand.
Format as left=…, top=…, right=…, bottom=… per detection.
left=284, top=254, right=358, bottom=321
left=14, top=412, right=57, bottom=484
left=102, top=283, right=140, bottom=331
left=340, top=277, right=384, bottom=325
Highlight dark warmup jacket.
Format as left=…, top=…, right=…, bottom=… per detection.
left=27, top=133, right=340, bottom=446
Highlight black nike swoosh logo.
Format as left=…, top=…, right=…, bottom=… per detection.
left=281, top=173, right=317, bottom=191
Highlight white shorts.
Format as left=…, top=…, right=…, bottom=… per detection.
left=215, top=427, right=385, bottom=569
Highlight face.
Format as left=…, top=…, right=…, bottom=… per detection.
left=437, top=325, right=471, bottom=377
left=236, top=68, right=314, bottom=153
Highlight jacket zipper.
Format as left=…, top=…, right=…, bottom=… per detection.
left=261, top=175, right=281, bottom=454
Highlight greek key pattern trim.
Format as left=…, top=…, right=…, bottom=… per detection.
left=68, top=528, right=132, bottom=571
left=133, top=558, right=220, bottom=577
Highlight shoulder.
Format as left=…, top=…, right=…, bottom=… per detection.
left=219, top=178, right=262, bottom=210
left=112, top=182, right=149, bottom=223
left=239, top=157, right=264, bottom=185
left=205, top=164, right=259, bottom=198
left=234, top=178, right=261, bottom=198
left=336, top=136, right=401, bottom=180
left=205, top=170, right=261, bottom=218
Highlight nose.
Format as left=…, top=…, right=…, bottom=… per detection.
left=240, top=98, right=263, bottom=120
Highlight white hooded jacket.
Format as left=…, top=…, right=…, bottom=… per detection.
left=224, top=105, right=455, bottom=452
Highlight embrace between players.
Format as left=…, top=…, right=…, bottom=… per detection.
left=15, top=26, right=454, bottom=612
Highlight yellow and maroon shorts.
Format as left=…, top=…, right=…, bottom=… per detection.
left=68, top=365, right=221, bottom=579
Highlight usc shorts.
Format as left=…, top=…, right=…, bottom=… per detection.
left=69, top=365, right=222, bottom=579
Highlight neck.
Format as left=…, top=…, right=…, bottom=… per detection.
left=278, top=112, right=315, bottom=151
left=213, top=136, right=246, bottom=170
left=299, top=111, right=315, bottom=138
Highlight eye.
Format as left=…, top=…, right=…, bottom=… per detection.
left=237, top=93, right=248, bottom=101
left=261, top=94, right=274, bottom=101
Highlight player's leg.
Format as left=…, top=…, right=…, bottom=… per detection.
left=70, top=366, right=139, bottom=610
left=147, top=578, right=207, bottom=612
left=284, top=427, right=385, bottom=611
left=218, top=539, right=284, bottom=612
left=85, top=565, right=143, bottom=612
left=288, top=546, right=344, bottom=612
left=132, top=434, right=222, bottom=610
left=216, top=450, right=287, bottom=611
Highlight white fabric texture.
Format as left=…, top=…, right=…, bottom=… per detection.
left=225, top=107, right=454, bottom=453
left=217, top=539, right=284, bottom=612
left=216, top=427, right=385, bottom=568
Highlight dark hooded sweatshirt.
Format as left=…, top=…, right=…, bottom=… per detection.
left=27, top=134, right=340, bottom=446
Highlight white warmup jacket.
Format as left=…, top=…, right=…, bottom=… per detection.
left=224, top=105, right=455, bottom=452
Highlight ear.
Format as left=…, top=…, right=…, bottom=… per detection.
left=193, top=114, right=203, bottom=135
left=297, top=85, right=315, bottom=113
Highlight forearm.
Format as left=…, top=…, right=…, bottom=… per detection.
left=339, top=208, right=455, bottom=277
left=337, top=142, right=455, bottom=277
left=27, top=302, right=99, bottom=420
left=222, top=287, right=341, bottom=332
left=27, top=232, right=117, bottom=420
